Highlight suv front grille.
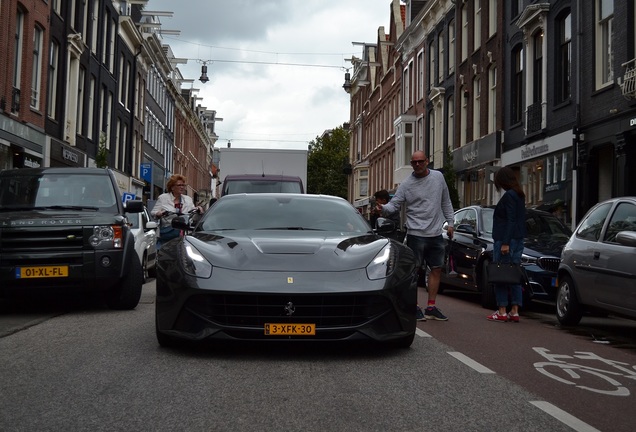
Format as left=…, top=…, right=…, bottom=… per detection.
left=537, top=257, right=560, bottom=273
left=1, top=227, right=85, bottom=252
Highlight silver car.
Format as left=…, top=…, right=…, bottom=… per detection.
left=556, top=196, right=636, bottom=325
left=127, top=206, right=158, bottom=283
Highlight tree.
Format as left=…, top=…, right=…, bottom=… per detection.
left=306, top=126, right=350, bottom=198
left=95, top=132, right=109, bottom=168
left=442, top=146, right=461, bottom=210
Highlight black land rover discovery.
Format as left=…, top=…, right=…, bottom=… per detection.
left=0, top=167, right=144, bottom=309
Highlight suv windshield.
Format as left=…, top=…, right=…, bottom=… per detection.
left=0, top=172, right=117, bottom=210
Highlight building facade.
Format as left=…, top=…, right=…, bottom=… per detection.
left=0, top=0, right=216, bottom=208
left=347, top=0, right=635, bottom=227
left=0, top=0, right=50, bottom=170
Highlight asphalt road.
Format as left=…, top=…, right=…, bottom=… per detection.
left=0, top=282, right=634, bottom=432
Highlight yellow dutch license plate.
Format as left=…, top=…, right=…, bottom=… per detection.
left=264, top=323, right=316, bottom=336
left=17, top=266, right=69, bottom=279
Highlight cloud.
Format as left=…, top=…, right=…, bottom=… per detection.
left=147, top=0, right=390, bottom=149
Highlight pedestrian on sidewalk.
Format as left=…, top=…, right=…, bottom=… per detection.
left=487, top=166, right=526, bottom=323
left=376, top=151, right=454, bottom=321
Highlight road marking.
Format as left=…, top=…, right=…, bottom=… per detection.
left=448, top=351, right=496, bottom=374
left=415, top=328, right=431, bottom=338
left=530, top=401, right=601, bottom=432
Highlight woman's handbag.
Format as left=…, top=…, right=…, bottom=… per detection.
left=487, top=262, right=525, bottom=284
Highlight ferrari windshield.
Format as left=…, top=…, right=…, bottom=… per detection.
left=200, top=194, right=371, bottom=232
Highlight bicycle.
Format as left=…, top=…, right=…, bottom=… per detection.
left=533, top=347, right=636, bottom=396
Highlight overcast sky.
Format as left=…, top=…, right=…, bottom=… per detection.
left=146, top=0, right=391, bottom=150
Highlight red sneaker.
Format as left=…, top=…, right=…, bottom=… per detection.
left=486, top=311, right=508, bottom=322
left=508, top=313, right=520, bottom=323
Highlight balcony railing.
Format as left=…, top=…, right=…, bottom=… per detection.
left=619, top=59, right=636, bottom=100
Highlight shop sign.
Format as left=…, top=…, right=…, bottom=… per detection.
left=24, top=155, right=41, bottom=168
left=63, top=148, right=79, bottom=163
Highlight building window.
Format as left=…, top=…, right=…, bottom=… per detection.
left=428, top=39, right=436, bottom=89
left=108, top=19, right=116, bottom=73
left=488, top=0, right=497, bottom=37
left=87, top=76, right=96, bottom=140
left=396, top=121, right=415, bottom=167
left=438, top=31, right=445, bottom=82
left=91, top=0, right=98, bottom=54
left=70, top=0, right=77, bottom=29
left=119, top=54, right=125, bottom=105
left=358, top=169, right=368, bottom=198
left=77, top=68, right=85, bottom=136
left=596, top=0, right=614, bottom=87
left=473, top=77, right=481, bottom=140
left=488, top=67, right=497, bottom=134
left=403, top=66, right=411, bottom=109
left=447, top=96, right=455, bottom=150
left=474, top=0, right=482, bottom=50
left=461, top=5, right=468, bottom=61
left=511, top=0, right=522, bottom=18
left=101, top=14, right=108, bottom=65
left=417, top=50, right=424, bottom=101
left=428, top=111, right=435, bottom=163
left=47, top=41, right=60, bottom=118
left=532, top=31, right=543, bottom=104
left=511, top=45, right=524, bottom=125
left=13, top=10, right=24, bottom=97
left=82, top=2, right=89, bottom=44
left=460, top=86, right=468, bottom=145
left=52, top=0, right=61, bottom=15
left=557, top=11, right=571, bottom=103
left=448, top=20, right=456, bottom=75
left=31, top=26, right=44, bottom=109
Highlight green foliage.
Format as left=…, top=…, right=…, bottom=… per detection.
left=306, top=126, right=350, bottom=198
left=96, top=133, right=109, bottom=168
left=443, top=146, right=461, bottom=210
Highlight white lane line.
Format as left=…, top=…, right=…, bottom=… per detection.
left=415, top=328, right=431, bottom=338
left=530, top=401, right=601, bottom=432
left=448, top=351, right=496, bottom=374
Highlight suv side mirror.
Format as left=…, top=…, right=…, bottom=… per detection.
left=124, top=199, right=143, bottom=213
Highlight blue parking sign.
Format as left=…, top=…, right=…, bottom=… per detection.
left=122, top=192, right=135, bottom=202
left=141, top=163, right=152, bottom=182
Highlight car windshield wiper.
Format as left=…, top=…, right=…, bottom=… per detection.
left=256, top=226, right=318, bottom=230
left=0, top=206, right=36, bottom=212
left=42, top=205, right=99, bottom=211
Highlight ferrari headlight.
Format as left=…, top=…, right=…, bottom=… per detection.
left=180, top=241, right=212, bottom=278
left=366, top=243, right=396, bottom=280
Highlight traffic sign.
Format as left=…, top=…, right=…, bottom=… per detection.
left=141, top=163, right=152, bottom=182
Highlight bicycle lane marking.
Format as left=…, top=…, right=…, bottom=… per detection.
left=416, top=331, right=603, bottom=432
left=533, top=347, right=636, bottom=396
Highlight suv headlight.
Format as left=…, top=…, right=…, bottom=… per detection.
left=89, top=225, right=123, bottom=249
left=366, top=243, right=396, bottom=280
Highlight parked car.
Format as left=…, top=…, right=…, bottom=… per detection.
left=0, top=167, right=143, bottom=309
left=556, top=196, right=636, bottom=325
left=155, top=193, right=418, bottom=348
left=440, top=206, right=572, bottom=308
left=126, top=206, right=158, bottom=283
